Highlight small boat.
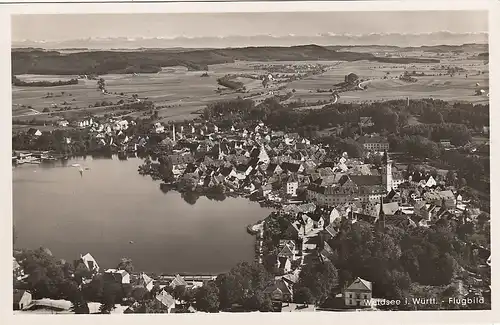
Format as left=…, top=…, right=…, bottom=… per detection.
left=129, top=241, right=135, bottom=244
left=84, top=167, right=91, bottom=171
left=71, top=163, right=81, bottom=167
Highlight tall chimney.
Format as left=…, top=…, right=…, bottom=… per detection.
left=172, top=124, right=176, bottom=142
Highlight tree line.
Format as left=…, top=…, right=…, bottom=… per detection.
left=12, top=75, right=79, bottom=87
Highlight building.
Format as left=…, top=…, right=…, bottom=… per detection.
left=263, top=279, right=293, bottom=302
left=104, top=269, right=131, bottom=284
left=13, top=290, right=32, bottom=310
left=307, top=175, right=385, bottom=206
left=344, top=277, right=372, bottom=307
left=381, top=151, right=392, bottom=192
left=13, top=258, right=25, bottom=281
left=77, top=253, right=100, bottom=273
left=170, top=274, right=188, bottom=288
left=357, top=136, right=389, bottom=152
left=153, top=122, right=165, bottom=134
left=285, top=174, right=299, bottom=196
left=26, top=128, right=42, bottom=137
left=139, top=273, right=155, bottom=292
left=155, top=290, right=176, bottom=313
left=57, top=120, right=69, bottom=127
left=77, top=118, right=93, bottom=128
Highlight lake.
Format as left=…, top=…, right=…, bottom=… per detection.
left=12, top=155, right=271, bottom=274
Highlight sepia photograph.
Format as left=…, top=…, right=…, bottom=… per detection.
left=7, top=1, right=493, bottom=318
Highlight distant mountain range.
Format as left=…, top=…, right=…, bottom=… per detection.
left=12, top=31, right=488, bottom=49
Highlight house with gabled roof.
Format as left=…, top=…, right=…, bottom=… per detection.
left=170, top=274, right=188, bottom=288
left=318, top=241, right=335, bottom=263
left=326, top=207, right=342, bottom=227
left=275, top=256, right=292, bottom=274
left=139, top=272, right=154, bottom=292
left=27, top=128, right=42, bottom=137
left=266, top=163, right=283, bottom=176
left=308, top=210, right=325, bottom=229
left=278, top=245, right=296, bottom=260
left=76, top=253, right=100, bottom=273
left=264, top=279, right=293, bottom=302
left=321, top=222, right=339, bottom=241
left=284, top=174, right=299, bottom=196
left=13, top=289, right=32, bottom=310
left=279, top=239, right=296, bottom=251
left=344, top=277, right=372, bottom=307
left=104, top=269, right=131, bottom=284
left=155, top=289, right=176, bottom=313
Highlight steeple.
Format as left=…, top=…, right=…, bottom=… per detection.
left=379, top=196, right=386, bottom=229
left=382, top=150, right=392, bottom=193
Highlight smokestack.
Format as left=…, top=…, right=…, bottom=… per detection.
left=172, top=124, right=176, bottom=142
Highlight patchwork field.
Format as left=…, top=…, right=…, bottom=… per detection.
left=12, top=51, right=489, bottom=123
left=288, top=59, right=489, bottom=104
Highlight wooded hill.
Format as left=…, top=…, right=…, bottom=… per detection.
left=12, top=44, right=440, bottom=75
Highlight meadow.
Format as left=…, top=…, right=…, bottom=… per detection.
left=12, top=50, right=489, bottom=124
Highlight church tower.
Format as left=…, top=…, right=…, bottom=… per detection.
left=382, top=150, right=392, bottom=193
left=172, top=124, right=176, bottom=143
left=378, top=196, right=386, bottom=229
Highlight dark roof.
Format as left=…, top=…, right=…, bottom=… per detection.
left=281, top=162, right=301, bottom=173
left=267, top=163, right=279, bottom=172
left=342, top=175, right=382, bottom=187
left=249, top=148, right=260, bottom=159
left=248, top=157, right=260, bottom=167
left=220, top=166, right=233, bottom=177
left=13, top=290, right=28, bottom=303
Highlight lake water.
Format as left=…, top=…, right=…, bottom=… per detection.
left=12, top=155, right=271, bottom=274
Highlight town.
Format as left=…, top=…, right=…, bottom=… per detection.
left=13, top=94, right=491, bottom=313
left=11, top=9, right=491, bottom=316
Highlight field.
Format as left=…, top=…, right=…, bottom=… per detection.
left=12, top=48, right=489, bottom=124
left=288, top=59, right=489, bottom=104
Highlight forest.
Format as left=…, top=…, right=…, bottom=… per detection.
left=12, top=45, right=439, bottom=75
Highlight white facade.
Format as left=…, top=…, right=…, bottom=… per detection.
left=286, top=181, right=299, bottom=196
left=344, top=278, right=372, bottom=307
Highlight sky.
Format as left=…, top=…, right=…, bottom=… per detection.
left=11, top=11, right=488, bottom=41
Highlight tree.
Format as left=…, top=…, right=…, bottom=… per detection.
left=294, top=287, right=315, bottom=306
left=477, top=212, right=490, bottom=230
left=216, top=262, right=272, bottom=310
left=117, top=257, right=134, bottom=274
left=97, top=78, right=106, bottom=91
left=294, top=260, right=338, bottom=306
left=18, top=247, right=67, bottom=299
left=195, top=281, right=220, bottom=312
left=259, top=294, right=274, bottom=312
left=173, top=285, right=187, bottom=302
left=160, top=163, right=175, bottom=183
left=132, top=287, right=149, bottom=302
left=70, top=292, right=90, bottom=314
left=99, top=281, right=121, bottom=314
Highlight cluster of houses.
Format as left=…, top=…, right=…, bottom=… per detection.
left=14, top=117, right=489, bottom=312
left=13, top=250, right=204, bottom=313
